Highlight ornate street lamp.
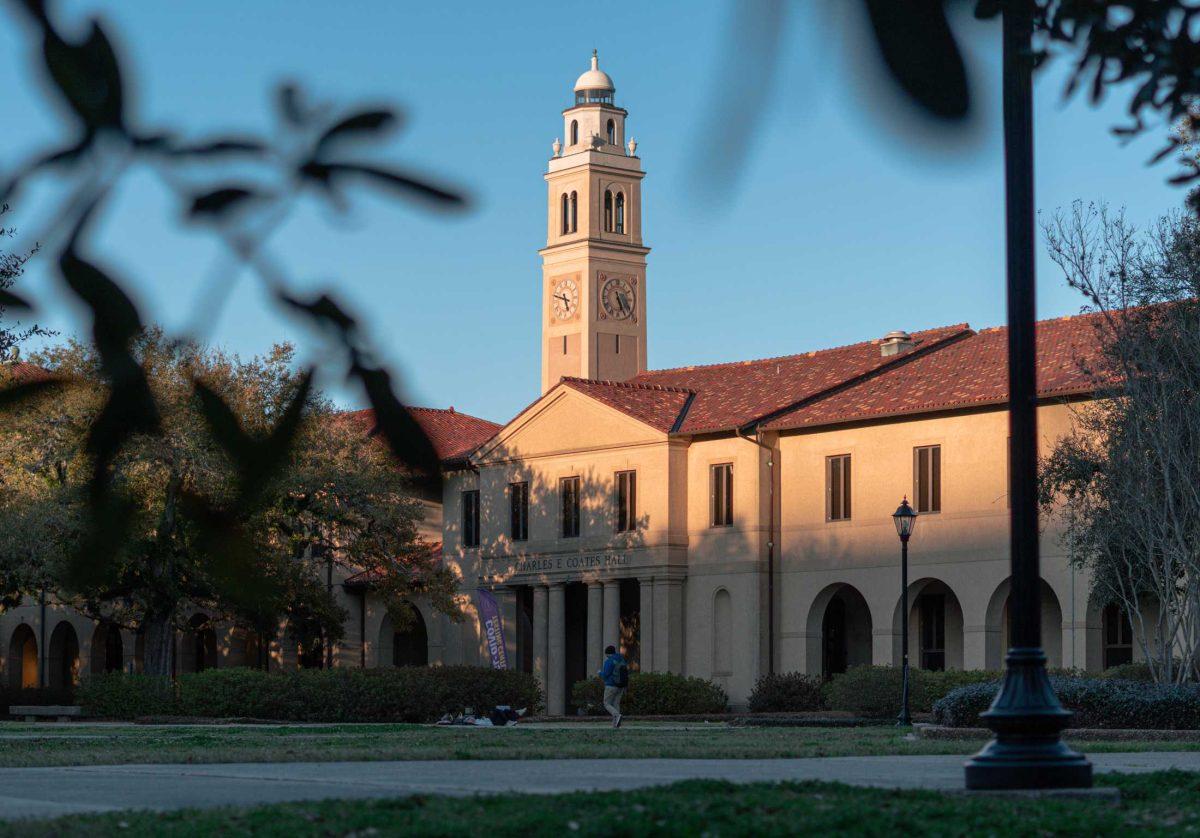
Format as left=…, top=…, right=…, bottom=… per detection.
left=892, top=498, right=917, bottom=726
left=964, top=0, right=1091, bottom=790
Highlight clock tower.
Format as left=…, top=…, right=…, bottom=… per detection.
left=540, top=51, right=649, bottom=393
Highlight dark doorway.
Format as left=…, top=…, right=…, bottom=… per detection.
left=619, top=579, right=641, bottom=670
left=822, top=596, right=848, bottom=677
left=918, top=594, right=946, bottom=671
left=393, top=608, right=429, bottom=667
left=564, top=582, right=588, bottom=712
left=517, top=586, right=533, bottom=674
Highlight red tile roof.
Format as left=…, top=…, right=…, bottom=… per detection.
left=0, top=362, right=54, bottom=384
left=560, top=377, right=693, bottom=433
left=342, top=406, right=501, bottom=463
left=763, top=312, right=1107, bottom=431
left=627, top=324, right=971, bottom=434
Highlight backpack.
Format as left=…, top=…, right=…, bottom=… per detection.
left=614, top=660, right=629, bottom=688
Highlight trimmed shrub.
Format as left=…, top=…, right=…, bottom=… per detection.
left=1099, top=663, right=1154, bottom=682
left=77, top=667, right=540, bottom=722
left=933, top=676, right=1200, bottom=729
left=823, top=666, right=1001, bottom=716
left=747, top=672, right=824, bottom=713
left=77, top=673, right=177, bottom=718
left=571, top=672, right=728, bottom=716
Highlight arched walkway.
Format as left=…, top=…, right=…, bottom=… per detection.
left=7, top=624, right=38, bottom=690
left=985, top=578, right=1064, bottom=669
left=892, top=579, right=965, bottom=671
left=47, top=622, right=80, bottom=690
left=180, top=615, right=218, bottom=673
left=805, top=584, right=873, bottom=678
left=379, top=605, right=430, bottom=668
left=90, top=623, right=124, bottom=674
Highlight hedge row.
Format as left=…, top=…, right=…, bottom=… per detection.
left=747, top=667, right=1002, bottom=715
left=75, top=667, right=542, bottom=722
left=571, top=672, right=728, bottom=715
left=933, top=676, right=1200, bottom=730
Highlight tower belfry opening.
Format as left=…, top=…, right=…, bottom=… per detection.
left=540, top=52, right=650, bottom=393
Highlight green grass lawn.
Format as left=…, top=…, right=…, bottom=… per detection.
left=5, top=770, right=1199, bottom=836
left=0, top=721, right=1194, bottom=767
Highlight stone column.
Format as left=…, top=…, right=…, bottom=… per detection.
left=639, top=577, right=655, bottom=672
left=547, top=583, right=566, bottom=716
left=586, top=582, right=603, bottom=676
left=532, top=585, right=548, bottom=699
left=602, top=581, right=621, bottom=652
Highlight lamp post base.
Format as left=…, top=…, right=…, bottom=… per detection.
left=964, top=648, right=1093, bottom=790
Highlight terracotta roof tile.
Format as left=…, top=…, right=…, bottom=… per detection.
left=342, top=406, right=501, bottom=463
left=0, top=362, right=54, bottom=384
left=764, top=311, right=1107, bottom=431
left=629, top=324, right=971, bottom=434
left=560, top=377, right=693, bottom=433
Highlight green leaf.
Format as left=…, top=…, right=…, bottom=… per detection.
left=188, top=186, right=264, bottom=219
left=315, top=108, right=400, bottom=156
left=321, top=162, right=466, bottom=208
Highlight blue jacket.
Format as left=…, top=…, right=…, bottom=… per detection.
left=600, top=653, right=626, bottom=687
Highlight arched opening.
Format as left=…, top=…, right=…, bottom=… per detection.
left=90, top=623, right=124, bottom=674
left=47, top=622, right=80, bottom=691
left=603, top=190, right=613, bottom=232
left=712, top=589, right=732, bottom=680
left=228, top=627, right=264, bottom=669
left=614, top=192, right=625, bottom=234
left=985, top=578, right=1064, bottom=669
left=569, top=191, right=578, bottom=233
left=1102, top=602, right=1134, bottom=669
left=892, top=579, right=965, bottom=671
left=570, top=120, right=579, bottom=146
left=379, top=605, right=430, bottom=668
left=606, top=118, right=615, bottom=145
left=180, top=614, right=218, bottom=673
left=7, top=625, right=38, bottom=690
left=560, top=193, right=569, bottom=235
left=805, top=584, right=872, bottom=678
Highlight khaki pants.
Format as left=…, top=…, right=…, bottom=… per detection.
left=603, top=685, right=626, bottom=717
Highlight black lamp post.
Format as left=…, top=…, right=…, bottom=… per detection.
left=963, top=0, right=1091, bottom=790
left=892, top=498, right=917, bottom=727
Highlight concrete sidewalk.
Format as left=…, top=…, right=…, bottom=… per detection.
left=0, top=752, right=1196, bottom=821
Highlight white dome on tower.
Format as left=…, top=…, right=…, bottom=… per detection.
left=574, top=49, right=614, bottom=93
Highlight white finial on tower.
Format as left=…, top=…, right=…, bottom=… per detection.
left=627, top=137, right=637, bottom=156
left=552, top=138, right=562, bottom=157
left=591, top=48, right=599, bottom=70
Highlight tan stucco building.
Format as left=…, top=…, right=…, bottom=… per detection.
left=432, top=55, right=1134, bottom=712
left=3, top=54, right=1138, bottom=711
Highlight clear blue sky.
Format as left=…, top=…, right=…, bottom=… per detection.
left=0, top=1, right=1183, bottom=423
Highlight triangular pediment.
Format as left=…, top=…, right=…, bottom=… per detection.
left=475, top=385, right=664, bottom=464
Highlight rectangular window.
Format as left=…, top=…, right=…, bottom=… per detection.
left=509, top=481, right=529, bottom=542
left=826, top=454, right=852, bottom=521
left=615, top=470, right=636, bottom=533
left=462, top=490, right=480, bottom=548
left=560, top=476, right=580, bottom=538
left=711, top=463, right=733, bottom=527
left=914, top=445, right=942, bottom=513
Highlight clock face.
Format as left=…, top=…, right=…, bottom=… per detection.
left=551, top=278, right=579, bottom=320
left=601, top=276, right=636, bottom=321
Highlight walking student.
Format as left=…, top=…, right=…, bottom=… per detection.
left=599, top=644, right=629, bottom=728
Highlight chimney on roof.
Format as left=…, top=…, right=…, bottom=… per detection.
left=880, top=330, right=915, bottom=357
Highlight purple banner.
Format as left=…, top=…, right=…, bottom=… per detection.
left=477, top=588, right=509, bottom=670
